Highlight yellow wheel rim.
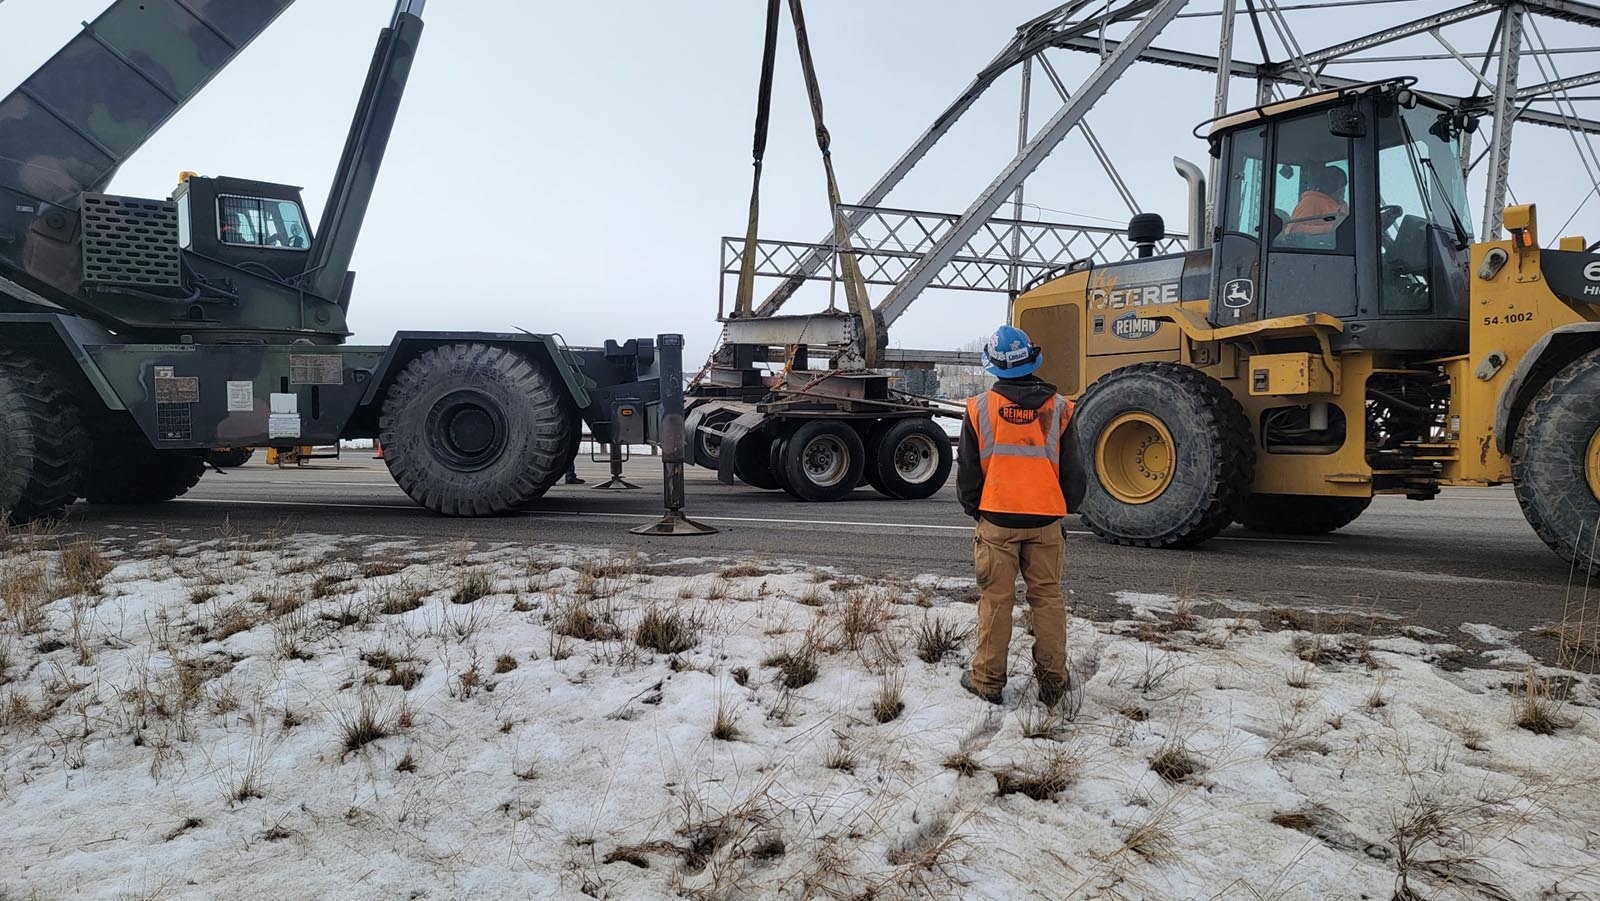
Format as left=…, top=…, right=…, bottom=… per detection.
left=1095, top=412, right=1175, bottom=505
left=1586, top=428, right=1600, bottom=501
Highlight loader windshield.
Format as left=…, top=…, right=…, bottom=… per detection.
left=1376, top=104, right=1472, bottom=313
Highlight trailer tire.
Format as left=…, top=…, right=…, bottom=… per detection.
left=0, top=350, right=88, bottom=523
left=1512, top=348, right=1600, bottom=567
left=1075, top=362, right=1254, bottom=548
left=779, top=420, right=865, bottom=502
left=1236, top=493, right=1370, bottom=534
left=867, top=417, right=952, bottom=500
left=770, top=432, right=799, bottom=498
left=694, top=410, right=738, bottom=471
left=730, top=429, right=781, bottom=490
left=379, top=343, right=574, bottom=516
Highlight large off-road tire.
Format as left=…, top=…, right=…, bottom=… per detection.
left=83, top=438, right=208, bottom=505
left=779, top=420, right=865, bottom=502
left=206, top=447, right=255, bottom=468
left=1511, top=348, right=1600, bottom=566
left=1075, top=362, right=1254, bottom=548
left=866, top=417, right=952, bottom=500
left=379, top=343, right=575, bottom=516
left=1237, top=493, right=1370, bottom=535
left=731, top=428, right=782, bottom=490
left=0, top=350, right=88, bottom=523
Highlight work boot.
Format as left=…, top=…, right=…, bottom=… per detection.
left=1038, top=674, right=1071, bottom=708
left=960, top=671, right=1003, bottom=705
left=565, top=475, right=585, bottom=485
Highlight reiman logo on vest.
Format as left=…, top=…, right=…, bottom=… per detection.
left=1111, top=312, right=1162, bottom=340
left=999, top=405, right=1039, bottom=425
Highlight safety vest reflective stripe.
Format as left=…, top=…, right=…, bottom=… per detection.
left=967, top=390, right=1072, bottom=517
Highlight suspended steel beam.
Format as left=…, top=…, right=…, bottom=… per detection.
left=1517, top=69, right=1600, bottom=99
left=875, top=0, right=1190, bottom=327
left=1519, top=0, right=1600, bottom=26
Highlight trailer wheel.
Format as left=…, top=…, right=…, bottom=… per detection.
left=1075, top=362, right=1254, bottom=548
left=84, top=439, right=208, bottom=505
left=0, top=350, right=88, bottom=523
left=694, top=410, right=738, bottom=470
left=779, top=420, right=865, bottom=502
left=379, top=343, right=574, bottom=516
left=770, top=432, right=799, bottom=498
left=867, top=417, right=952, bottom=500
left=1512, top=348, right=1600, bottom=566
left=729, top=428, right=782, bottom=490
left=1236, top=493, right=1370, bottom=534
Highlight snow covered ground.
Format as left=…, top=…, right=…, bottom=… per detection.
left=1, top=528, right=1598, bottom=899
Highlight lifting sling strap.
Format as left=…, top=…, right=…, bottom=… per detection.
left=732, top=0, right=879, bottom=367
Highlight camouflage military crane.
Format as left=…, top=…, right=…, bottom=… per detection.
left=0, top=0, right=666, bottom=521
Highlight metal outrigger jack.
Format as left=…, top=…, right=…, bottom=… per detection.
left=592, top=443, right=640, bottom=490
left=633, top=334, right=717, bottom=537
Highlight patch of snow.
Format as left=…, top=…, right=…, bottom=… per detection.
left=0, top=534, right=1596, bottom=898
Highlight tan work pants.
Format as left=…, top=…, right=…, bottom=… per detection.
left=970, top=517, right=1067, bottom=694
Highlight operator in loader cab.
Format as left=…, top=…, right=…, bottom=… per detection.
left=957, top=326, right=1085, bottom=707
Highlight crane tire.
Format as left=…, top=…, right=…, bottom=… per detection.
left=84, top=436, right=206, bottom=505
left=0, top=350, right=88, bottom=523
left=380, top=343, right=575, bottom=516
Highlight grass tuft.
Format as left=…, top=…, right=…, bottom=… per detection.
left=336, top=693, right=395, bottom=756
left=1149, top=741, right=1201, bottom=783
left=450, top=568, right=493, bottom=605
left=711, top=700, right=740, bottom=741
left=872, top=672, right=905, bottom=724
left=994, top=747, right=1077, bottom=801
left=553, top=598, right=621, bottom=642
left=57, top=539, right=111, bottom=596
left=1512, top=665, right=1572, bottom=734
left=914, top=616, right=973, bottom=664
left=634, top=605, right=699, bottom=654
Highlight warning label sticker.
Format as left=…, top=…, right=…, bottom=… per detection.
left=268, top=413, right=301, bottom=439
left=226, top=381, right=254, bottom=413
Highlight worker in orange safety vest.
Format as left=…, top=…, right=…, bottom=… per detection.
left=957, top=325, right=1084, bottom=706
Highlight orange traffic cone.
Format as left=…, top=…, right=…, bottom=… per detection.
left=373, top=441, right=384, bottom=460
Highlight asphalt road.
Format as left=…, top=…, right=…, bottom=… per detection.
left=61, top=452, right=1587, bottom=666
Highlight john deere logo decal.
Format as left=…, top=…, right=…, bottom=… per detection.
left=1111, top=312, right=1161, bottom=340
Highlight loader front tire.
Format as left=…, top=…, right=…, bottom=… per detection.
left=1512, top=348, right=1600, bottom=566
left=380, top=343, right=575, bottom=516
left=1075, top=363, right=1254, bottom=548
left=0, top=350, right=88, bottom=523
left=1236, top=493, right=1370, bottom=535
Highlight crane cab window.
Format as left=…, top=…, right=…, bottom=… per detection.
left=218, top=195, right=310, bottom=251
left=1376, top=105, right=1473, bottom=314
left=1270, top=114, right=1353, bottom=253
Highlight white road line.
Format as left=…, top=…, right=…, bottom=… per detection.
left=177, top=498, right=1331, bottom=544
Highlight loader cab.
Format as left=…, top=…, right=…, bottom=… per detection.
left=1206, top=79, right=1474, bottom=352
left=173, top=174, right=313, bottom=282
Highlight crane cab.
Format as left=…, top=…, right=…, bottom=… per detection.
left=1204, top=78, right=1478, bottom=353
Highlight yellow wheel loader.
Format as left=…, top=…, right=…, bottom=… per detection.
left=1013, top=78, right=1600, bottom=565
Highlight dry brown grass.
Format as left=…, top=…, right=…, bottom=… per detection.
left=361, top=559, right=408, bottom=580
left=1511, top=665, right=1572, bottom=734
left=553, top=598, right=621, bottom=642
left=249, top=585, right=306, bottom=618
left=1149, top=741, right=1201, bottom=783
left=719, top=561, right=768, bottom=579
left=914, top=616, right=973, bottom=664
left=57, top=539, right=111, bottom=596
left=635, top=605, right=699, bottom=654
left=1, top=560, right=50, bottom=634
left=840, top=590, right=891, bottom=652
left=450, top=568, right=493, bottom=604
left=373, top=578, right=427, bottom=615
left=823, top=743, right=858, bottom=773
left=763, top=637, right=821, bottom=690
left=208, top=603, right=257, bottom=641
left=336, top=693, right=396, bottom=757
left=994, top=747, right=1077, bottom=801
left=872, top=671, right=905, bottom=724
left=711, top=699, right=740, bottom=741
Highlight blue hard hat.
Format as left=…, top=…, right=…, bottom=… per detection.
left=983, top=325, right=1043, bottom=378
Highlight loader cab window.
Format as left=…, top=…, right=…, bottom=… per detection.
left=1270, top=113, right=1353, bottom=253
left=217, top=195, right=310, bottom=251
left=1377, top=105, right=1473, bottom=314
left=1224, top=127, right=1267, bottom=238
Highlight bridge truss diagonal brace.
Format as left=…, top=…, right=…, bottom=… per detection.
left=874, top=0, right=1191, bottom=328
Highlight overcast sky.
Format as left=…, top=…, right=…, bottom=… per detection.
left=2, top=0, right=1595, bottom=365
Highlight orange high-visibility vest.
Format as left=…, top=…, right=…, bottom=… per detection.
left=966, top=390, right=1073, bottom=517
